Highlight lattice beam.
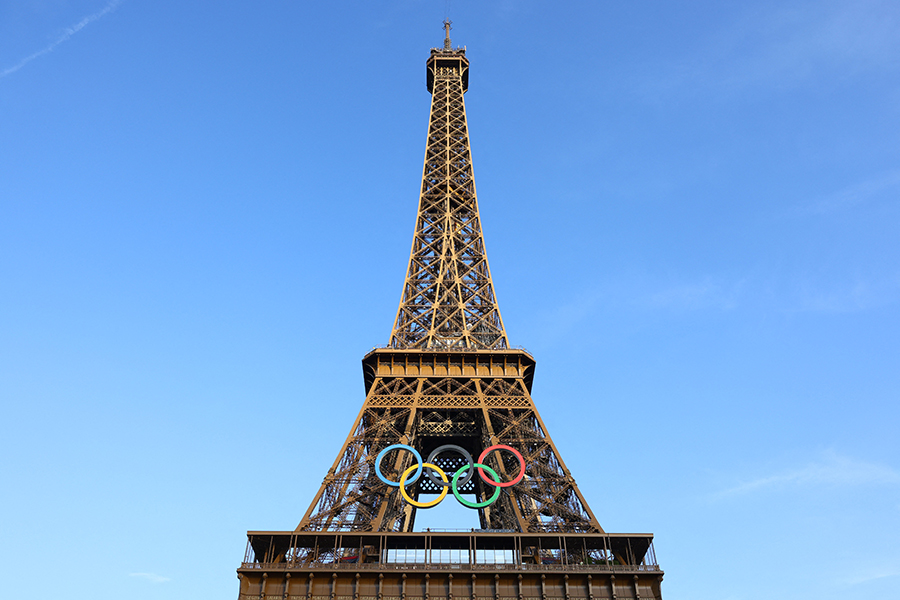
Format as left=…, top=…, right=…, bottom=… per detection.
left=296, top=362, right=602, bottom=534
left=390, top=46, right=508, bottom=351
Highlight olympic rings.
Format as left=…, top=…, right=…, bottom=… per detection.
left=426, top=444, right=475, bottom=488
left=375, top=444, right=423, bottom=487
left=477, top=445, right=525, bottom=488
left=374, top=443, right=526, bottom=509
left=451, top=463, right=502, bottom=508
left=400, top=463, right=448, bottom=507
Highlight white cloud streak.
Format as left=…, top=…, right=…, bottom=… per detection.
left=1, top=0, right=122, bottom=79
left=636, top=0, right=900, bottom=99
left=792, top=272, right=900, bottom=313
left=536, top=269, right=900, bottom=340
left=645, top=277, right=744, bottom=311
left=716, top=451, right=900, bottom=498
left=721, top=0, right=900, bottom=88
left=128, top=572, right=171, bottom=583
left=837, top=565, right=900, bottom=586
left=799, top=169, right=900, bottom=215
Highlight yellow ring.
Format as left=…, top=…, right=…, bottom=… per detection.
left=399, top=462, right=448, bottom=507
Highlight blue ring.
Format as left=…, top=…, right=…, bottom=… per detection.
left=375, top=444, right=423, bottom=487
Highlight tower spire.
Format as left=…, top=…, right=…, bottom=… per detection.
left=443, top=19, right=452, bottom=51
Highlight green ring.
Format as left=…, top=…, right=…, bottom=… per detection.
left=451, top=463, right=502, bottom=508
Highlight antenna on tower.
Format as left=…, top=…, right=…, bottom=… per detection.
left=443, top=19, right=452, bottom=51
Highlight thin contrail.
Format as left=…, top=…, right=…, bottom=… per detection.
left=1, top=0, right=122, bottom=79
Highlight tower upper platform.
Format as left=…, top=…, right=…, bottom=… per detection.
left=426, top=47, right=469, bottom=93
left=427, top=21, right=469, bottom=93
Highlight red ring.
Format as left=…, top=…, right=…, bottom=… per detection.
left=477, top=444, right=525, bottom=487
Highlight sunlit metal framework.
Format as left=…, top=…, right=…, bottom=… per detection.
left=389, top=34, right=506, bottom=351
left=239, top=531, right=663, bottom=600
left=238, top=23, right=663, bottom=600
left=297, top=349, right=601, bottom=534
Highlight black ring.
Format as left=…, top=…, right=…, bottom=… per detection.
left=426, top=445, right=474, bottom=488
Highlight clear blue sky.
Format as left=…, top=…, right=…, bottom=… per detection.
left=1, top=1, right=898, bottom=599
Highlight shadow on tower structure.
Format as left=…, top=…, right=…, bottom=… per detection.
left=237, top=22, right=664, bottom=600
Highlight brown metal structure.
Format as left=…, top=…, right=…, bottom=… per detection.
left=389, top=23, right=506, bottom=353
left=238, top=22, right=663, bottom=600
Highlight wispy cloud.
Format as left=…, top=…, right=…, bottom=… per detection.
left=796, top=169, right=900, bottom=215
left=532, top=266, right=897, bottom=344
left=716, top=451, right=900, bottom=498
left=722, top=0, right=900, bottom=88
left=837, top=564, right=900, bottom=586
left=532, top=275, right=743, bottom=340
left=644, top=277, right=744, bottom=311
left=792, top=272, right=900, bottom=313
left=1, top=0, right=122, bottom=79
left=129, top=572, right=170, bottom=583
left=637, top=0, right=900, bottom=99
left=644, top=274, right=900, bottom=314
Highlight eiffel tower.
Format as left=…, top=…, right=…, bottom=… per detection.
left=238, top=22, right=663, bottom=600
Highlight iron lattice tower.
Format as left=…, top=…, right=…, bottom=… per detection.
left=389, top=23, right=507, bottom=352
left=238, top=23, right=663, bottom=600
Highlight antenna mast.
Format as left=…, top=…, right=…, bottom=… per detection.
left=443, top=19, right=452, bottom=51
